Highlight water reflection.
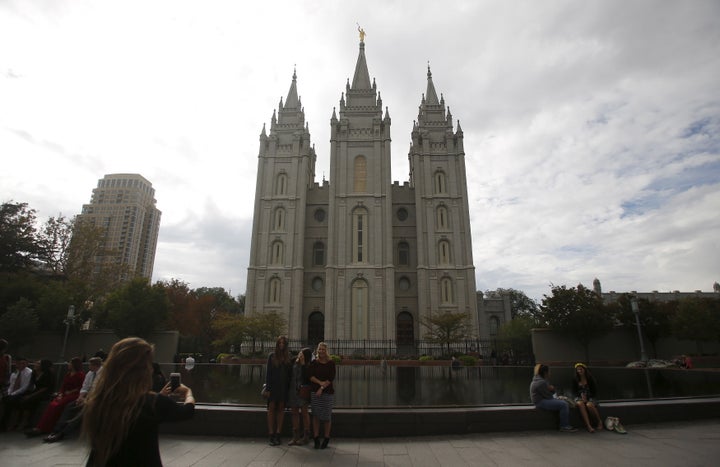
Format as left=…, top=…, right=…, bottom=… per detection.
left=157, top=364, right=720, bottom=407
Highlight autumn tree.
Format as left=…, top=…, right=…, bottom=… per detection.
left=486, top=288, right=539, bottom=318
left=420, top=311, right=473, bottom=356
left=539, top=284, right=614, bottom=363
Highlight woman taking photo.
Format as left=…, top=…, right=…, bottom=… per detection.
left=83, top=337, right=195, bottom=466
left=309, top=342, right=335, bottom=449
left=265, top=335, right=291, bottom=446
left=572, top=362, right=603, bottom=432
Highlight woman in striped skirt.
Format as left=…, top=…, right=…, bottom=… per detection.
left=308, top=342, right=335, bottom=449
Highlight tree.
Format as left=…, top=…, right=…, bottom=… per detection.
left=486, top=288, right=539, bottom=318
left=0, top=201, right=40, bottom=272
left=539, top=284, right=614, bottom=363
left=98, top=277, right=169, bottom=338
left=420, top=311, right=473, bottom=356
left=0, top=298, right=40, bottom=346
left=35, top=215, right=73, bottom=275
left=195, top=287, right=242, bottom=314
left=610, top=294, right=674, bottom=358
left=672, top=297, right=720, bottom=355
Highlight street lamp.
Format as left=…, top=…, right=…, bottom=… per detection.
left=60, top=305, right=75, bottom=361
left=631, top=298, right=648, bottom=363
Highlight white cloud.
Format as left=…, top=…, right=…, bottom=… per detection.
left=1, top=0, right=718, bottom=302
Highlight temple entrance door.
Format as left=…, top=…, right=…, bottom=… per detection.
left=308, top=312, right=324, bottom=346
left=396, top=311, right=414, bottom=355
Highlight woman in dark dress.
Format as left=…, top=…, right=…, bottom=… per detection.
left=82, top=337, right=195, bottom=466
left=265, top=335, right=291, bottom=446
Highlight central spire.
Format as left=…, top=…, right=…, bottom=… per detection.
left=351, top=42, right=372, bottom=90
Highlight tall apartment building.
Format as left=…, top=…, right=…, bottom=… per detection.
left=245, top=37, right=478, bottom=347
left=77, top=173, right=161, bottom=280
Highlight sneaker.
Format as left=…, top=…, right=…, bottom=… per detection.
left=559, top=426, right=578, bottom=432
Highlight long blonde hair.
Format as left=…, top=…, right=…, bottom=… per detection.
left=82, top=337, right=154, bottom=466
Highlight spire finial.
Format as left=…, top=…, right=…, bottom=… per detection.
left=427, top=61, right=432, bottom=78
left=357, top=23, right=366, bottom=43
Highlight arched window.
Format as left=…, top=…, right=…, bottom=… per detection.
left=313, top=241, right=325, bottom=266
left=489, top=316, right=500, bottom=336
left=397, top=241, right=410, bottom=266
left=354, top=156, right=367, bottom=192
left=434, top=171, right=446, bottom=194
left=275, top=173, right=288, bottom=195
left=438, top=240, right=451, bottom=265
left=273, top=207, right=285, bottom=231
left=352, top=279, right=369, bottom=339
left=268, top=277, right=282, bottom=304
left=352, top=207, right=368, bottom=263
left=308, top=312, right=324, bottom=344
left=440, top=277, right=454, bottom=304
left=271, top=241, right=283, bottom=265
left=437, top=205, right=449, bottom=230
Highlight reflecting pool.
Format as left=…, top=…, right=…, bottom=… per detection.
left=159, top=364, right=720, bottom=407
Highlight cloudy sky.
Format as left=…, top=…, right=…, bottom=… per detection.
left=1, top=0, right=718, bottom=302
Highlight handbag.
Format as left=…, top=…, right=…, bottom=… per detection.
left=261, top=383, right=270, bottom=399
left=298, top=384, right=311, bottom=401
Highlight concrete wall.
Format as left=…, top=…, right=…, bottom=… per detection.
left=14, top=330, right=179, bottom=363
left=532, top=327, right=720, bottom=365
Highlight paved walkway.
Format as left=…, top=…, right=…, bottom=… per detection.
left=1, top=419, right=719, bottom=466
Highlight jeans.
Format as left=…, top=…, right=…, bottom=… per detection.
left=535, top=398, right=571, bottom=427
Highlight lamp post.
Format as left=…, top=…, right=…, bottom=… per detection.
left=631, top=298, right=648, bottom=362
left=60, top=305, right=75, bottom=361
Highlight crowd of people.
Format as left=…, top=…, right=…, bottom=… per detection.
left=1, top=335, right=338, bottom=464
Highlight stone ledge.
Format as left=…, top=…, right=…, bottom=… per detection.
left=159, top=397, right=720, bottom=438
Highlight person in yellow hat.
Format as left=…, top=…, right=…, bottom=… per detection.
left=573, top=363, right=603, bottom=432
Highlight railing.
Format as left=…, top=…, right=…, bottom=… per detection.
left=224, top=338, right=533, bottom=363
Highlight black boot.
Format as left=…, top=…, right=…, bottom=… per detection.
left=313, top=436, right=320, bottom=449
left=321, top=437, right=330, bottom=449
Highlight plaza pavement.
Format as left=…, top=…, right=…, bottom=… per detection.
left=1, top=419, right=719, bottom=466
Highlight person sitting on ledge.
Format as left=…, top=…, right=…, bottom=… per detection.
left=530, top=363, right=577, bottom=433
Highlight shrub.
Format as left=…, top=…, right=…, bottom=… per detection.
left=419, top=355, right=434, bottom=362
left=330, top=354, right=342, bottom=364
left=458, top=355, right=478, bottom=366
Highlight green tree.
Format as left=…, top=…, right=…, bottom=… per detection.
left=99, top=277, right=169, bottom=338
left=36, top=214, right=73, bottom=275
left=486, top=288, right=539, bottom=318
left=539, top=284, right=614, bottom=363
left=0, top=298, right=40, bottom=345
left=610, top=294, right=675, bottom=359
left=420, top=311, right=473, bottom=356
left=0, top=201, right=40, bottom=272
left=672, top=297, right=720, bottom=355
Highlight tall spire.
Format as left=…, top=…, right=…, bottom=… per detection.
left=351, top=42, right=372, bottom=90
left=284, top=67, right=300, bottom=109
left=425, top=64, right=440, bottom=105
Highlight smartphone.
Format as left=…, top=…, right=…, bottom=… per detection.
left=170, top=372, right=181, bottom=391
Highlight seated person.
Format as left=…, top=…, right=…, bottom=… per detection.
left=529, top=363, right=577, bottom=432
left=1, top=356, right=34, bottom=430
left=16, top=359, right=55, bottom=430
left=572, top=363, right=603, bottom=432
left=25, top=357, right=84, bottom=437
left=44, top=357, right=103, bottom=443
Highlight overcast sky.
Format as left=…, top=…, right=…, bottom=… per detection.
left=2, top=0, right=718, bottom=302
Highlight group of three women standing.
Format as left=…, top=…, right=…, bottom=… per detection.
left=265, top=337, right=335, bottom=449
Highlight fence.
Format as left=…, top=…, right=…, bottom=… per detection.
left=232, top=338, right=533, bottom=363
